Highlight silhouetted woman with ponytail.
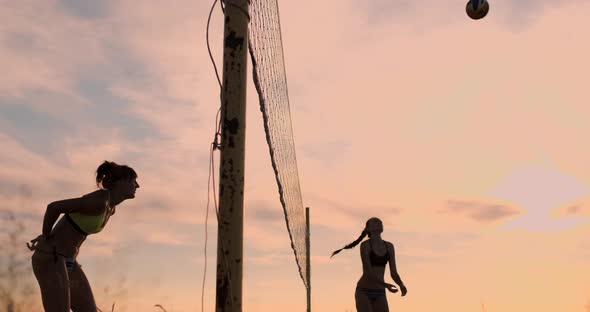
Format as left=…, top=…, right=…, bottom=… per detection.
left=331, top=217, right=407, bottom=312
left=27, top=161, right=140, bottom=312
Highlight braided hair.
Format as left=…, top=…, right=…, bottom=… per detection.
left=331, top=218, right=378, bottom=258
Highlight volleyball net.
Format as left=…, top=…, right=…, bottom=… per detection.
left=248, top=0, right=309, bottom=291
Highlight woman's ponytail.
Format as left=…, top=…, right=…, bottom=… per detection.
left=330, top=230, right=368, bottom=258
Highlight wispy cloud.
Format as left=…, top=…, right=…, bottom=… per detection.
left=555, top=197, right=590, bottom=217
left=356, top=0, right=416, bottom=25
left=489, top=166, right=590, bottom=231
left=247, top=199, right=285, bottom=223
left=441, top=199, right=521, bottom=222
left=565, top=205, right=583, bottom=215
left=307, top=193, right=402, bottom=224
left=58, top=0, right=110, bottom=19
left=500, top=0, right=585, bottom=30
left=301, top=140, right=352, bottom=168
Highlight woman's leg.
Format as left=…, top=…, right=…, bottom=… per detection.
left=355, top=288, right=374, bottom=312
left=371, top=295, right=389, bottom=312
left=31, top=251, right=71, bottom=312
left=68, top=260, right=98, bottom=312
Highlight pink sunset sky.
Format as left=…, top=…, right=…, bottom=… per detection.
left=1, top=0, right=590, bottom=311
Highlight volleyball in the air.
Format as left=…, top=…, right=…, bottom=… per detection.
left=466, top=0, right=489, bottom=20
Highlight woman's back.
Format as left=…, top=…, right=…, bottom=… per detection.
left=35, top=189, right=111, bottom=258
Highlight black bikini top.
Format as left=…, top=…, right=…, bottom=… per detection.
left=369, top=240, right=389, bottom=267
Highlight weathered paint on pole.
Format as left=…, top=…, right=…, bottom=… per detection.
left=216, top=0, right=249, bottom=311
left=306, top=207, right=311, bottom=312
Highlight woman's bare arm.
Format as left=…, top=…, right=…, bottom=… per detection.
left=387, top=242, right=405, bottom=287
left=42, top=191, right=108, bottom=237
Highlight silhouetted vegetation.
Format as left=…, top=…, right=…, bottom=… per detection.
left=0, top=210, right=37, bottom=312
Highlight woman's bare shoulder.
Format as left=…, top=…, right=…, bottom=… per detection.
left=82, top=189, right=107, bottom=198
left=360, top=240, right=370, bottom=249
left=49, top=189, right=108, bottom=215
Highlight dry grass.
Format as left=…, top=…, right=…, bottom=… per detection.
left=97, top=302, right=169, bottom=312
left=96, top=303, right=115, bottom=312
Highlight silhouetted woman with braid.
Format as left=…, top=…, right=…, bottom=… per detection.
left=27, top=161, right=140, bottom=312
left=331, top=217, right=407, bottom=312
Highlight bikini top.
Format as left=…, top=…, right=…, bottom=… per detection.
left=369, top=240, right=389, bottom=267
left=66, top=190, right=111, bottom=235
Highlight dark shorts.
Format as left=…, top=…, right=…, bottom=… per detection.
left=356, top=286, right=385, bottom=302
left=65, top=257, right=76, bottom=272
left=32, top=246, right=78, bottom=272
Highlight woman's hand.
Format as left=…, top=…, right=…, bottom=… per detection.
left=385, top=283, right=398, bottom=293
left=400, top=284, right=408, bottom=296
left=26, top=234, right=47, bottom=251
